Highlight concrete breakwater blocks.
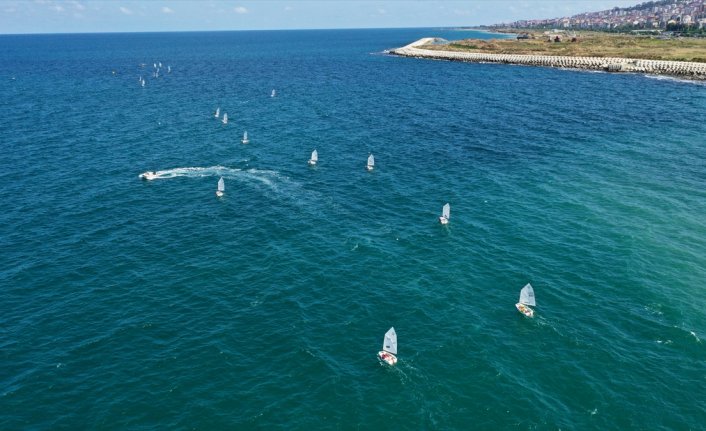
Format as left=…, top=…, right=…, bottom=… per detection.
left=390, top=38, right=706, bottom=80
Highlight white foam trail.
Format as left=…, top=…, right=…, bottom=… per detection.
left=148, top=166, right=239, bottom=179
left=142, top=166, right=336, bottom=214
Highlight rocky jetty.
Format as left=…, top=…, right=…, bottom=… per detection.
left=391, top=38, right=706, bottom=80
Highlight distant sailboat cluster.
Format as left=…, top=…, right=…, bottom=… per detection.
left=135, top=60, right=172, bottom=87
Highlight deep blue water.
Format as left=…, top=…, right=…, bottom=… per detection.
left=1, top=28, right=705, bottom=430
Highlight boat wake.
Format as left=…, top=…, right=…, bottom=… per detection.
left=140, top=166, right=325, bottom=210
left=143, top=166, right=239, bottom=180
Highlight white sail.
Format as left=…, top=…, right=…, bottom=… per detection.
left=243, top=131, right=248, bottom=141
left=311, top=149, right=318, bottom=162
left=519, top=283, right=535, bottom=306
left=215, top=107, right=220, bottom=118
left=217, top=177, right=225, bottom=192
left=442, top=203, right=450, bottom=220
left=271, top=89, right=276, bottom=97
left=367, top=154, right=374, bottom=167
left=222, top=113, right=228, bottom=124
left=382, top=327, right=397, bottom=355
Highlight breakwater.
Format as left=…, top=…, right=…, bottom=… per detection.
left=391, top=38, right=706, bottom=80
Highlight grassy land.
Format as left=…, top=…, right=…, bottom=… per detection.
left=420, top=30, right=706, bottom=63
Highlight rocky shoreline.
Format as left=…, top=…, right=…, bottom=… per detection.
left=390, top=38, right=706, bottom=80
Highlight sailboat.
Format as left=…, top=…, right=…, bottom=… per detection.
left=366, top=154, right=375, bottom=171
left=216, top=177, right=225, bottom=197
left=515, top=283, right=536, bottom=318
left=214, top=107, right=220, bottom=119
left=439, top=203, right=450, bottom=225
left=167, top=65, right=171, bottom=73
left=222, top=113, right=228, bottom=125
left=242, top=131, right=249, bottom=144
left=271, top=89, right=276, bottom=97
left=377, top=327, right=398, bottom=366
left=308, top=149, right=318, bottom=166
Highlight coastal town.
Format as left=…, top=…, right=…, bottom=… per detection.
left=491, top=0, right=706, bottom=31
left=391, top=0, right=706, bottom=79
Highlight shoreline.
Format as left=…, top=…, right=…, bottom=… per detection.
left=390, top=38, right=706, bottom=81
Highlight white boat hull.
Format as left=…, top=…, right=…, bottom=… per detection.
left=515, top=303, right=534, bottom=318
left=377, top=351, right=397, bottom=366
left=242, top=140, right=249, bottom=144
left=308, top=160, right=317, bottom=165
left=366, top=165, right=374, bottom=171
left=139, top=172, right=158, bottom=181
left=216, top=190, right=224, bottom=197
left=439, top=216, right=449, bottom=225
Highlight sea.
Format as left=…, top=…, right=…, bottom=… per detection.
left=1, top=28, right=705, bottom=430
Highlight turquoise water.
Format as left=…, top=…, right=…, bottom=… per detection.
left=1, top=28, right=705, bottom=429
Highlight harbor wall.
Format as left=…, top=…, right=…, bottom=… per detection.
left=390, top=38, right=706, bottom=80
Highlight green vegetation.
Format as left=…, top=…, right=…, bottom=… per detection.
left=422, top=31, right=706, bottom=63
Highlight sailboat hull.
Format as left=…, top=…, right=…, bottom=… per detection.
left=515, top=303, right=534, bottom=318
left=216, top=191, right=224, bottom=197
left=377, top=351, right=397, bottom=366
left=366, top=165, right=374, bottom=171
left=439, top=216, right=449, bottom=225
left=308, top=160, right=317, bottom=165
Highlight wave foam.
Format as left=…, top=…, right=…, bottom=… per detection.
left=643, top=74, right=706, bottom=86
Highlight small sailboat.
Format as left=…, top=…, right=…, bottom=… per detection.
left=214, top=107, right=220, bottom=118
left=158, top=62, right=162, bottom=68
left=377, top=327, right=398, bottom=366
left=515, top=283, right=536, bottom=318
left=167, top=65, right=171, bottom=73
left=242, top=131, right=249, bottom=144
left=308, top=149, right=318, bottom=166
left=366, top=154, right=375, bottom=171
left=222, top=113, right=228, bottom=125
left=216, top=177, right=225, bottom=197
left=439, top=203, right=450, bottom=225
left=139, top=171, right=158, bottom=180
left=271, top=89, right=276, bottom=98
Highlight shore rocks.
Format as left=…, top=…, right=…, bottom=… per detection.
left=390, top=38, right=706, bottom=80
